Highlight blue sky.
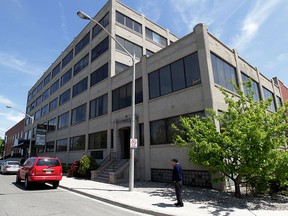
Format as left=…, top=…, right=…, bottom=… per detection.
left=1, top=0, right=288, bottom=139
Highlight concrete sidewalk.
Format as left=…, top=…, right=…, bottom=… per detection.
left=59, top=176, right=288, bottom=216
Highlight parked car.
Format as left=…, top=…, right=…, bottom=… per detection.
left=1, top=161, right=20, bottom=174
left=16, top=157, right=62, bottom=189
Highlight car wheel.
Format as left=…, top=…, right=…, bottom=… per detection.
left=16, top=174, right=21, bottom=184
left=52, top=181, right=59, bottom=189
left=25, top=176, right=31, bottom=189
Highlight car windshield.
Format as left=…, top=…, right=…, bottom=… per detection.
left=36, top=158, right=60, bottom=166
left=7, top=161, right=20, bottom=165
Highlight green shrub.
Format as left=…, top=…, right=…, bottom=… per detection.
left=78, top=155, right=99, bottom=179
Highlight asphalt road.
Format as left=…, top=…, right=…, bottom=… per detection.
left=0, top=174, right=150, bottom=216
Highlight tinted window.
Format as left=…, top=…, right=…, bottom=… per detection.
left=75, top=32, right=90, bottom=56
left=90, top=63, right=108, bottom=87
left=36, top=158, right=60, bottom=166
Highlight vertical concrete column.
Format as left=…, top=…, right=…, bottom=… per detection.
left=193, top=23, right=216, bottom=112
left=233, top=49, right=244, bottom=92
left=140, top=55, right=151, bottom=181
left=256, top=67, right=264, bottom=100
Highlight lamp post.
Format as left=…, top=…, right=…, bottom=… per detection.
left=77, top=11, right=136, bottom=191
left=6, top=106, right=34, bottom=158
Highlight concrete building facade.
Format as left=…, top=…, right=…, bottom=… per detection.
left=21, top=0, right=283, bottom=188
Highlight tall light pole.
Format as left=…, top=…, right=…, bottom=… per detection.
left=77, top=11, right=136, bottom=191
left=6, top=106, right=34, bottom=157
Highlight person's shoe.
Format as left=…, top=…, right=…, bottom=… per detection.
left=174, top=203, right=179, bottom=206
left=175, top=203, right=184, bottom=207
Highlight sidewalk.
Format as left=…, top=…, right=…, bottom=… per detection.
left=59, top=176, right=288, bottom=216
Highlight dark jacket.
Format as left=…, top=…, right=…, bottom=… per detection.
left=172, top=163, right=183, bottom=182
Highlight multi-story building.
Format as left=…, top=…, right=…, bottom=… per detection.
left=23, top=0, right=283, bottom=189
left=4, top=118, right=26, bottom=159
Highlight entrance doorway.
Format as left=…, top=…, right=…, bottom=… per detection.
left=119, top=127, right=130, bottom=159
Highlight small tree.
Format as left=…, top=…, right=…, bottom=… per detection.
left=173, top=80, right=288, bottom=197
left=0, top=138, right=4, bottom=157
left=78, top=155, right=98, bottom=178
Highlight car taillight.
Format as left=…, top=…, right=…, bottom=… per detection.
left=4, top=166, right=11, bottom=168
left=30, top=167, right=36, bottom=176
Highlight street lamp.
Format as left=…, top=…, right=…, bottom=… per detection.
left=77, top=11, right=137, bottom=191
left=6, top=105, right=34, bottom=157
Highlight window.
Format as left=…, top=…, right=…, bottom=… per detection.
left=75, top=32, right=90, bottom=56
left=145, top=28, right=167, bottom=46
left=58, top=112, right=69, bottom=129
left=70, top=135, right=85, bottom=151
left=32, top=89, right=37, bottom=98
left=90, top=94, right=108, bottom=118
left=47, top=118, right=57, bottom=133
left=211, top=53, right=237, bottom=93
left=115, top=35, right=142, bottom=59
left=90, top=63, right=108, bottom=87
left=59, top=89, right=70, bottom=106
left=44, top=73, right=51, bottom=86
left=28, top=93, right=32, bottom=102
left=91, top=37, right=109, bottom=62
left=73, top=77, right=88, bottom=97
left=56, top=138, right=68, bottom=152
left=112, top=78, right=143, bottom=111
left=71, top=103, right=86, bottom=125
left=60, top=68, right=72, bottom=87
left=50, top=80, right=59, bottom=95
left=41, top=105, right=48, bottom=116
left=36, top=96, right=42, bottom=107
left=42, top=89, right=50, bottom=101
left=116, top=11, right=142, bottom=34
left=241, top=73, right=260, bottom=102
left=150, top=112, right=205, bottom=145
left=52, top=63, right=61, bottom=78
left=92, top=13, right=109, bottom=38
left=49, top=98, right=58, bottom=111
left=88, top=131, right=107, bottom=149
left=45, top=141, right=54, bottom=152
left=62, top=50, right=73, bottom=68
left=149, top=52, right=201, bottom=99
left=74, top=53, right=89, bottom=76
left=37, top=81, right=43, bottom=93
left=115, top=62, right=129, bottom=74
left=35, top=110, right=41, bottom=120
left=31, top=101, right=36, bottom=111
left=263, top=87, right=276, bottom=112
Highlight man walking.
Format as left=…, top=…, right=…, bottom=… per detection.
left=172, top=159, right=184, bottom=207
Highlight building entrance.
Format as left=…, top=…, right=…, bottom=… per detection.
left=119, top=127, right=130, bottom=159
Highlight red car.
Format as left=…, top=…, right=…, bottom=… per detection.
left=16, top=157, right=62, bottom=189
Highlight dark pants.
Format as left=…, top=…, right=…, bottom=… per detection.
left=174, top=181, right=183, bottom=204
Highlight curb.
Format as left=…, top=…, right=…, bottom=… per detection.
left=59, top=185, right=173, bottom=216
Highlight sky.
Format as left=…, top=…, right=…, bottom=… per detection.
left=1, top=0, right=288, bottom=139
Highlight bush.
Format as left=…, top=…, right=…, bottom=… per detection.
left=67, top=161, right=80, bottom=178
left=78, top=155, right=99, bottom=179
left=62, top=163, right=70, bottom=174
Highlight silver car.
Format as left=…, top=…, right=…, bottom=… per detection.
left=1, top=161, right=20, bottom=174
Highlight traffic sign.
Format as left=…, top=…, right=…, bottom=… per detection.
left=130, top=138, right=138, bottom=148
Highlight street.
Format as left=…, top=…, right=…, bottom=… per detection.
left=0, top=174, right=150, bottom=216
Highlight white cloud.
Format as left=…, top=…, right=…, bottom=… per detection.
left=232, top=0, right=281, bottom=51
left=58, top=2, right=69, bottom=41
left=137, top=1, right=162, bottom=23
left=170, top=0, right=248, bottom=38
left=0, top=51, right=44, bottom=76
left=0, top=95, right=15, bottom=107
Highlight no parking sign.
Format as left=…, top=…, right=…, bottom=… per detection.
left=130, top=138, right=138, bottom=148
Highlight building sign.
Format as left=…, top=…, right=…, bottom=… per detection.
left=36, top=124, right=46, bottom=146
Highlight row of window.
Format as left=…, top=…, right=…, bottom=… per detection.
left=211, top=53, right=281, bottom=111
left=44, top=111, right=204, bottom=154
left=28, top=13, right=110, bottom=103
left=46, top=131, right=107, bottom=152
left=149, top=52, right=201, bottom=99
